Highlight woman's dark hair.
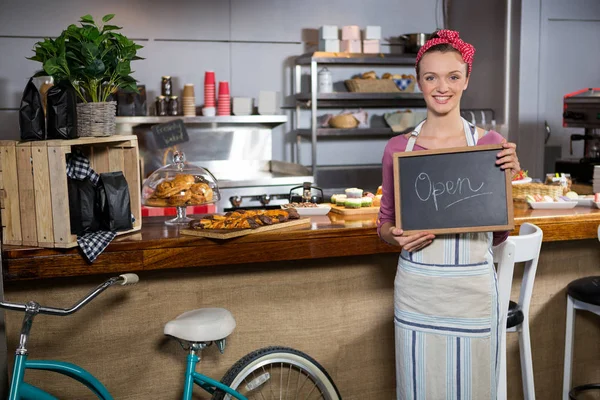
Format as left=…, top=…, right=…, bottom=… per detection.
left=415, top=32, right=469, bottom=79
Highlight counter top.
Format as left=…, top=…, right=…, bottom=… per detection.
left=3, top=206, right=600, bottom=281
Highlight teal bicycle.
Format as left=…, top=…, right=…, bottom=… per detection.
left=0, top=274, right=341, bottom=399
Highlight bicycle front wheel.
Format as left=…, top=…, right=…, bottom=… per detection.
left=212, top=346, right=341, bottom=400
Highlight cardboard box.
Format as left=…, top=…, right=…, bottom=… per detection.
left=363, top=39, right=381, bottom=54
left=341, top=39, right=362, bottom=53
left=0, top=135, right=142, bottom=248
left=342, top=25, right=361, bottom=40
left=318, top=39, right=340, bottom=52
left=319, top=25, right=339, bottom=40
left=258, top=91, right=281, bottom=115
left=232, top=97, right=254, bottom=116
left=365, top=26, right=382, bottom=40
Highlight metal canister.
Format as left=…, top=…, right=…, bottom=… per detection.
left=168, top=96, right=179, bottom=116
left=155, top=96, right=168, bottom=116
left=161, top=76, right=172, bottom=96
left=318, top=67, right=333, bottom=93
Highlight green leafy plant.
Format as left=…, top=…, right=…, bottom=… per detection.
left=28, top=14, right=144, bottom=103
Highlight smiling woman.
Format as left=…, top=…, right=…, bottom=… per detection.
left=376, top=29, right=521, bottom=400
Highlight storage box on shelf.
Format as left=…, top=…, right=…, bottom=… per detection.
left=291, top=52, right=425, bottom=176
left=0, top=135, right=141, bottom=248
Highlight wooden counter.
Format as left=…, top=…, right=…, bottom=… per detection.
left=3, top=206, right=600, bottom=281
left=2, top=206, right=600, bottom=399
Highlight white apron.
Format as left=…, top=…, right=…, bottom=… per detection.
left=394, top=118, right=499, bottom=399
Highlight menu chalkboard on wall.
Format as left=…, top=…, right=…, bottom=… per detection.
left=151, top=119, right=189, bottom=149
left=393, top=145, right=514, bottom=235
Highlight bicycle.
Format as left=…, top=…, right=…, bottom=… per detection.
left=0, top=274, right=341, bottom=399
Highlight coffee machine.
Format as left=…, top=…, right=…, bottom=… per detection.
left=555, top=88, right=600, bottom=182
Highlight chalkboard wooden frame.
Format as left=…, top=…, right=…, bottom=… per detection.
left=393, top=144, right=514, bottom=235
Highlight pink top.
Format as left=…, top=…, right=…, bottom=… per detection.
left=377, top=130, right=510, bottom=246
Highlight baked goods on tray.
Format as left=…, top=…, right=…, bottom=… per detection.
left=189, top=208, right=300, bottom=230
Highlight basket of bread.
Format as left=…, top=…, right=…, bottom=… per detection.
left=345, top=71, right=416, bottom=93
left=511, top=171, right=572, bottom=203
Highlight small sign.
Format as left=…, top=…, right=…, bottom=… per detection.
left=393, top=145, right=514, bottom=235
left=151, top=119, right=189, bottom=149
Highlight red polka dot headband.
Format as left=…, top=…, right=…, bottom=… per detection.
left=415, top=30, right=476, bottom=74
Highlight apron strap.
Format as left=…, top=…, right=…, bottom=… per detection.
left=407, top=118, right=477, bottom=152
left=405, top=120, right=426, bottom=152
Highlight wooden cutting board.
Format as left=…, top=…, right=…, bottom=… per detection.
left=180, top=217, right=311, bottom=239
left=328, top=203, right=380, bottom=215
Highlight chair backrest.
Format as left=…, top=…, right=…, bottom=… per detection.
left=493, top=223, right=544, bottom=321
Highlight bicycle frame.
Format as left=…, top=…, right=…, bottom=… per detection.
left=9, top=354, right=113, bottom=400
left=184, top=353, right=247, bottom=400
left=9, top=351, right=249, bottom=400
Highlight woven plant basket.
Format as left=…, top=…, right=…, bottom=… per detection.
left=345, top=79, right=400, bottom=93
left=76, top=101, right=117, bottom=137
left=512, top=183, right=565, bottom=202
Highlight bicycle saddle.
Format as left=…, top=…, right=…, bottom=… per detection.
left=164, top=308, right=236, bottom=342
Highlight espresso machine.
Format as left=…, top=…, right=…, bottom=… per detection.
left=555, top=87, right=600, bottom=182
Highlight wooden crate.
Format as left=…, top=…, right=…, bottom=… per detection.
left=0, top=135, right=142, bottom=248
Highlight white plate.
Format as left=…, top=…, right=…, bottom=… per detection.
left=512, top=177, right=532, bottom=185
left=527, top=201, right=577, bottom=209
left=576, top=196, right=595, bottom=207
left=281, top=204, right=331, bottom=216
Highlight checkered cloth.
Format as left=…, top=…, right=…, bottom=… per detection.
left=66, top=150, right=116, bottom=263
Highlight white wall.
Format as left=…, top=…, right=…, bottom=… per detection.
left=0, top=0, right=440, bottom=167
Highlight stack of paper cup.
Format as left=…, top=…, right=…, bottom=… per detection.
left=217, top=81, right=231, bottom=116
left=182, top=84, right=196, bottom=116
left=203, top=71, right=216, bottom=116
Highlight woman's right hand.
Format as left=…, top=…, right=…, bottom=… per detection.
left=386, top=226, right=435, bottom=252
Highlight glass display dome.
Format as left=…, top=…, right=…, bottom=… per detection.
left=142, top=151, right=220, bottom=225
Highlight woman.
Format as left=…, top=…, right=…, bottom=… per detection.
left=377, top=30, right=520, bottom=399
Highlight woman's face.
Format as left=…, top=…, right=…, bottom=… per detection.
left=417, top=51, right=469, bottom=116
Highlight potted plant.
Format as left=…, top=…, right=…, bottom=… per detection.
left=28, top=14, right=143, bottom=136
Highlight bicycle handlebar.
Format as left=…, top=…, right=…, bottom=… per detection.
left=0, top=273, right=139, bottom=316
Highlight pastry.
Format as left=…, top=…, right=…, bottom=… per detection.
left=345, top=188, right=363, bottom=198
left=145, top=197, right=169, bottom=207
left=361, top=71, right=377, bottom=80
left=167, top=189, right=192, bottom=206
left=376, top=185, right=383, bottom=196
left=382, top=72, right=393, bottom=80
left=189, top=208, right=300, bottom=230
left=372, top=195, right=382, bottom=207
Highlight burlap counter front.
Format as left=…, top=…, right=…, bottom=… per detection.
left=4, top=240, right=600, bottom=399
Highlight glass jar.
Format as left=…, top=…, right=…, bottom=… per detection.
left=161, top=76, right=172, bottom=97
left=155, top=96, right=167, bottom=116
left=142, top=152, right=221, bottom=225
left=168, top=95, right=179, bottom=116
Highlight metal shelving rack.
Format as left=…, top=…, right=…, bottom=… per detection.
left=292, top=51, right=425, bottom=176
left=115, top=115, right=288, bottom=133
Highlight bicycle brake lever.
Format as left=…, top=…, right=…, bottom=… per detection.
left=119, top=274, right=140, bottom=285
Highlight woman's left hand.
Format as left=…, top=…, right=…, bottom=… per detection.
left=496, top=140, right=521, bottom=176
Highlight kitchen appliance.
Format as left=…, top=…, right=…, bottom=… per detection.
left=288, top=182, right=324, bottom=204
left=199, top=160, right=314, bottom=211
left=400, top=33, right=432, bottom=54
left=556, top=87, right=600, bottom=182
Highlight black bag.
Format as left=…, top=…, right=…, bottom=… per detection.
left=98, top=172, right=133, bottom=232
left=47, top=84, right=78, bottom=140
left=68, top=177, right=100, bottom=235
left=116, top=85, right=147, bottom=116
left=19, top=78, right=46, bottom=141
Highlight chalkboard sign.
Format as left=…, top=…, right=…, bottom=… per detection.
left=151, top=119, right=189, bottom=149
left=393, top=145, right=514, bottom=235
